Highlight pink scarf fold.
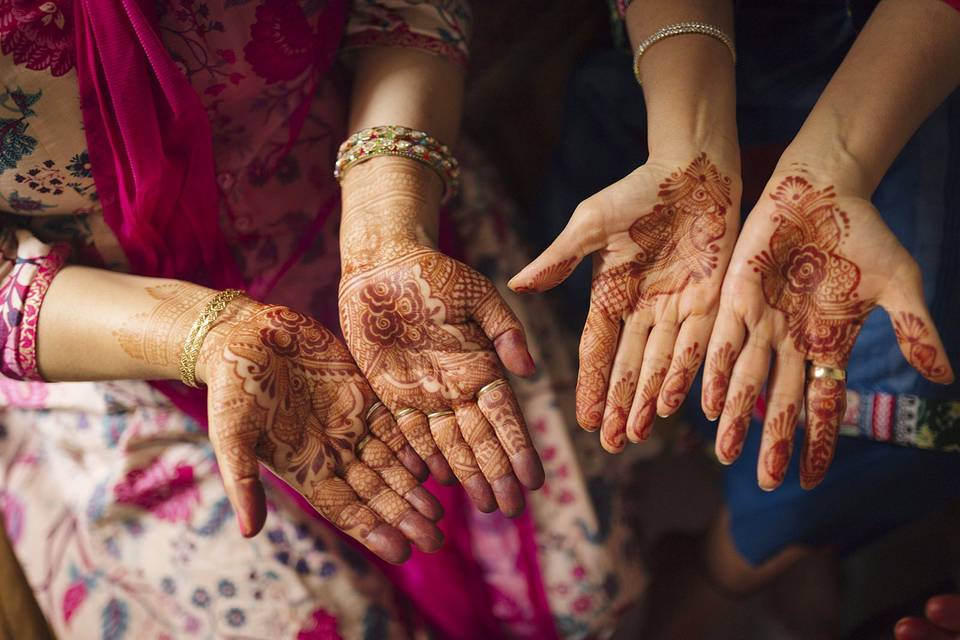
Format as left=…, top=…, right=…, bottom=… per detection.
left=71, top=1, right=557, bottom=637
left=74, top=0, right=242, bottom=288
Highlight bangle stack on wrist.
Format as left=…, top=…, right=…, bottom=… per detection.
left=334, top=125, right=460, bottom=204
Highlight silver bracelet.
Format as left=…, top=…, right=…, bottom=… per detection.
left=632, top=22, right=736, bottom=85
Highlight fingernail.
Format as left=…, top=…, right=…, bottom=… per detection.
left=236, top=513, right=251, bottom=537
left=492, top=475, right=525, bottom=518
left=463, top=475, right=497, bottom=513
left=406, top=486, right=444, bottom=521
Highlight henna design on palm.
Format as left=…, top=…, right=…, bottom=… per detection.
left=203, top=304, right=442, bottom=561
left=340, top=244, right=543, bottom=514
left=749, top=177, right=868, bottom=363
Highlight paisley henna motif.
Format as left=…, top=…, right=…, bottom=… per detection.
left=628, top=366, right=667, bottom=442
left=660, top=342, right=702, bottom=412
left=717, top=384, right=756, bottom=462
left=749, top=176, right=868, bottom=363
left=893, top=311, right=948, bottom=380
left=600, top=370, right=637, bottom=451
left=761, top=403, right=798, bottom=486
left=703, top=341, right=736, bottom=417
left=513, top=257, right=577, bottom=294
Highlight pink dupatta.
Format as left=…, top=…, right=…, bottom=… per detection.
left=72, top=1, right=556, bottom=637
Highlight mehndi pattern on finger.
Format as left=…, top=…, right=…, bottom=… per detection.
left=660, top=342, right=702, bottom=412
left=717, top=384, right=756, bottom=462
left=704, top=341, right=737, bottom=416
left=893, top=311, right=948, bottom=380
left=800, top=377, right=845, bottom=488
left=761, top=403, right=798, bottom=486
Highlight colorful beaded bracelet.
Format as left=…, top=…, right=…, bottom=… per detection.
left=334, top=126, right=461, bottom=204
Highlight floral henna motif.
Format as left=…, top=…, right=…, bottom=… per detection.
left=660, top=343, right=702, bottom=412
left=717, top=384, right=756, bottom=462
left=893, top=311, right=948, bottom=380
left=750, top=177, right=868, bottom=363
left=799, top=377, right=845, bottom=488
left=628, top=367, right=667, bottom=441
left=209, top=306, right=370, bottom=489
left=340, top=249, right=508, bottom=414
left=600, top=371, right=638, bottom=451
left=513, top=257, right=577, bottom=293
left=704, top=341, right=737, bottom=416
left=761, top=403, right=798, bottom=486
left=575, top=310, right=619, bottom=429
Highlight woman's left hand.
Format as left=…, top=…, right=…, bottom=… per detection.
left=338, top=160, right=544, bottom=518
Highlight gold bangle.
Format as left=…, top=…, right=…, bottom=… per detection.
left=179, top=289, right=245, bottom=388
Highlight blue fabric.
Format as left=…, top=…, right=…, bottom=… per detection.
left=534, top=2, right=960, bottom=565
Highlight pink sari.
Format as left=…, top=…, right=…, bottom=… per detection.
left=71, top=1, right=557, bottom=637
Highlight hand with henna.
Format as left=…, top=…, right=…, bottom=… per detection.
left=339, top=158, right=545, bottom=517
left=197, top=299, right=444, bottom=563
left=510, top=154, right=741, bottom=453
left=703, top=166, right=955, bottom=491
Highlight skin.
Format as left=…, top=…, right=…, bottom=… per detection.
left=896, top=594, right=960, bottom=640
left=37, top=267, right=443, bottom=564
left=703, top=0, right=960, bottom=491
left=510, top=0, right=740, bottom=453
left=339, top=47, right=544, bottom=517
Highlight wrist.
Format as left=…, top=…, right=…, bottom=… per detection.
left=188, top=294, right=261, bottom=386
left=779, top=107, right=882, bottom=198
left=339, top=156, right=441, bottom=266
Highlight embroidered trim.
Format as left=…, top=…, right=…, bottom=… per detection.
left=342, top=29, right=468, bottom=68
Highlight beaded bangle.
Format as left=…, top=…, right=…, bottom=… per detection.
left=633, top=22, right=735, bottom=85
left=334, top=126, right=460, bottom=204
left=179, top=289, right=245, bottom=388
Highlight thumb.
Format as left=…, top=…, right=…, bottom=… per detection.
left=882, top=265, right=955, bottom=384
left=209, top=415, right=268, bottom=537
left=508, top=213, right=601, bottom=294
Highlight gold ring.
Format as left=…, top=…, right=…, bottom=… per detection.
left=364, top=401, right=385, bottom=422
left=426, top=409, right=455, bottom=420
left=477, top=378, right=509, bottom=397
left=808, top=364, right=846, bottom=381
left=395, top=408, right=417, bottom=420
left=355, top=435, right=372, bottom=455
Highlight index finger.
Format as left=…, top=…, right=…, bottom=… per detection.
left=476, top=380, right=545, bottom=490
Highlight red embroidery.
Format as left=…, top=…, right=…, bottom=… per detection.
left=0, top=1, right=74, bottom=77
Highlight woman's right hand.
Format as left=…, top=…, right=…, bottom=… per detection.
left=509, top=152, right=741, bottom=452
left=198, top=300, right=443, bottom=564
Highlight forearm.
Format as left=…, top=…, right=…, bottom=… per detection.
left=340, top=47, right=465, bottom=257
left=36, top=266, right=250, bottom=383
left=783, top=0, right=960, bottom=195
left=626, top=0, right=738, bottom=163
